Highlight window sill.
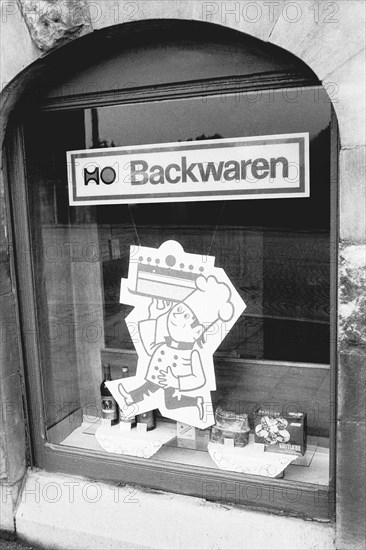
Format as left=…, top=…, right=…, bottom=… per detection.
left=16, top=470, right=335, bottom=550
left=42, top=416, right=332, bottom=521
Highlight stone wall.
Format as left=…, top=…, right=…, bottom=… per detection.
left=0, top=1, right=365, bottom=548
left=0, top=180, right=27, bottom=531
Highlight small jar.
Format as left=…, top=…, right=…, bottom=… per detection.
left=136, top=410, right=156, bottom=431
left=210, top=407, right=250, bottom=448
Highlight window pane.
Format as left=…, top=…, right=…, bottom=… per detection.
left=87, top=88, right=331, bottom=363
left=24, top=86, right=331, bottom=483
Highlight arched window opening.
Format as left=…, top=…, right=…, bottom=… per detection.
left=7, top=21, right=337, bottom=519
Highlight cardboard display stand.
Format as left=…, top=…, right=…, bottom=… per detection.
left=207, top=435, right=298, bottom=478
left=107, top=240, right=246, bottom=430
left=95, top=421, right=176, bottom=458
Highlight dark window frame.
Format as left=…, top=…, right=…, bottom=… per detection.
left=5, top=33, right=338, bottom=521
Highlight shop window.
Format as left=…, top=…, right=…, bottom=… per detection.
left=8, top=22, right=336, bottom=519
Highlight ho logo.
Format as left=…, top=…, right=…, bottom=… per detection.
left=84, top=165, right=117, bottom=185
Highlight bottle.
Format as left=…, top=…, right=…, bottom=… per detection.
left=100, top=363, right=118, bottom=424
left=136, top=410, right=156, bottom=431
left=122, top=366, right=129, bottom=378
left=119, top=366, right=136, bottom=427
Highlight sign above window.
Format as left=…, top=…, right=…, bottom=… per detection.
left=67, top=133, right=309, bottom=205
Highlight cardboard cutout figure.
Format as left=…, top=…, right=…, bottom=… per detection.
left=106, top=240, right=246, bottom=429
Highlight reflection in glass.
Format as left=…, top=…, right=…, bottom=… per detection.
left=25, top=86, right=332, bottom=460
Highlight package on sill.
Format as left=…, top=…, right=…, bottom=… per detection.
left=254, top=407, right=307, bottom=456
left=177, top=422, right=197, bottom=440
left=210, top=406, right=250, bottom=448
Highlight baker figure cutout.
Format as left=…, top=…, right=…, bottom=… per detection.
left=106, top=240, right=246, bottom=429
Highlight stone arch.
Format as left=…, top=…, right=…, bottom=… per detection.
left=1, top=2, right=364, bottom=149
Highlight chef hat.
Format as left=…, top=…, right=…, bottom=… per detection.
left=184, top=275, right=234, bottom=325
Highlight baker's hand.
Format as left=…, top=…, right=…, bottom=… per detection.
left=148, top=298, right=172, bottom=319
left=158, top=367, right=179, bottom=389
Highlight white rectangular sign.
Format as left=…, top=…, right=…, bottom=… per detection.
left=67, top=133, right=309, bottom=205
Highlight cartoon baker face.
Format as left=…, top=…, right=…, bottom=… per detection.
left=167, top=303, right=203, bottom=344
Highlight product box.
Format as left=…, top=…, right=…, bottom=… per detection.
left=254, top=408, right=307, bottom=456
left=177, top=422, right=196, bottom=440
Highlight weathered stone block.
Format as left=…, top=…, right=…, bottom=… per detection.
left=0, top=0, right=40, bottom=88
left=0, top=198, right=11, bottom=296
left=269, top=0, right=365, bottom=81
left=0, top=372, right=24, bottom=432
left=339, top=147, right=366, bottom=242
left=338, top=350, right=366, bottom=423
left=0, top=484, right=17, bottom=532
left=338, top=243, right=366, bottom=353
left=5, top=422, right=26, bottom=484
left=0, top=294, right=22, bottom=380
left=323, top=49, right=366, bottom=149
left=323, top=50, right=366, bottom=148
left=0, top=254, right=11, bottom=296
left=0, top=419, right=26, bottom=531
left=90, top=0, right=285, bottom=43
left=16, top=471, right=336, bottom=550
left=336, top=420, right=366, bottom=550
left=86, top=0, right=149, bottom=31
left=0, top=433, right=8, bottom=479
left=19, top=0, right=93, bottom=52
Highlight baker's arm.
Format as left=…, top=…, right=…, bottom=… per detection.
left=139, top=313, right=168, bottom=356
left=178, top=350, right=206, bottom=391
